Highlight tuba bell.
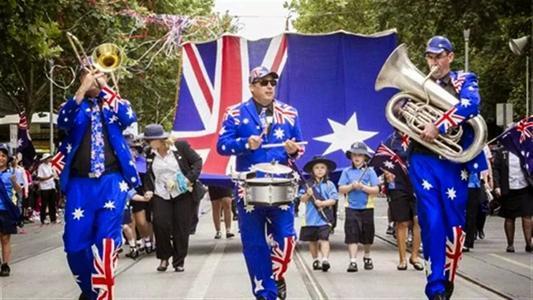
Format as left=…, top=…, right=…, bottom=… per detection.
left=375, top=44, right=487, bottom=163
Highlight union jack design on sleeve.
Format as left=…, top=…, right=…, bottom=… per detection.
left=400, top=133, right=410, bottom=151
left=451, top=74, right=466, bottom=94
left=273, top=102, right=297, bottom=126
left=271, top=236, right=295, bottom=281
left=516, top=116, right=533, bottom=143
left=434, top=107, right=465, bottom=132
left=223, top=104, right=241, bottom=125
left=445, top=226, right=465, bottom=282
left=91, top=238, right=118, bottom=300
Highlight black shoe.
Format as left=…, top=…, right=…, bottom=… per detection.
left=125, top=247, right=139, bottom=259
left=276, top=278, right=287, bottom=300
left=386, top=225, right=394, bottom=235
left=78, top=293, right=90, bottom=300
left=321, top=260, right=330, bottom=272
left=409, top=258, right=424, bottom=271
left=145, top=241, right=154, bottom=254
left=347, top=262, right=358, bottom=272
left=0, top=263, right=10, bottom=276
left=157, top=260, right=169, bottom=272
left=174, top=266, right=185, bottom=272
left=478, top=230, right=485, bottom=240
left=526, top=245, right=533, bottom=253
left=226, top=232, right=235, bottom=239
left=462, top=247, right=470, bottom=253
left=363, top=257, right=373, bottom=270
left=445, top=281, right=454, bottom=299
left=397, top=262, right=407, bottom=271
left=506, top=245, right=515, bottom=253
left=312, top=260, right=321, bottom=270
left=214, top=231, right=222, bottom=239
left=431, top=293, right=447, bottom=300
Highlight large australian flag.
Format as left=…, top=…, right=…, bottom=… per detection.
left=497, top=115, right=533, bottom=176
left=17, top=111, right=36, bottom=169
left=173, top=30, right=397, bottom=183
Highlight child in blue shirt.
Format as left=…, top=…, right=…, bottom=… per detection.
left=338, top=142, right=379, bottom=272
left=299, top=156, right=338, bottom=272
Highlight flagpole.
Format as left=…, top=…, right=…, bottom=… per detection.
left=49, top=59, right=55, bottom=154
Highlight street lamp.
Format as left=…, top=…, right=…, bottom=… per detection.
left=509, top=35, right=531, bottom=116
left=463, top=29, right=470, bottom=72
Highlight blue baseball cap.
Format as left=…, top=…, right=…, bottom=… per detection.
left=425, top=36, right=453, bottom=54
left=249, top=66, right=279, bottom=84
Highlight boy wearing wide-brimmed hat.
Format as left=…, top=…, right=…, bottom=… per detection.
left=338, top=141, right=379, bottom=273
left=299, top=156, right=338, bottom=272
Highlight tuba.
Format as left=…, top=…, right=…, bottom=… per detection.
left=375, top=44, right=487, bottom=163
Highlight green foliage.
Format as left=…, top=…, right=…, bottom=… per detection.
left=0, top=0, right=236, bottom=131
left=287, top=0, right=532, bottom=125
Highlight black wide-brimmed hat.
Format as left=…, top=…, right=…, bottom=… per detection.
left=140, top=124, right=169, bottom=140
left=303, top=156, right=337, bottom=173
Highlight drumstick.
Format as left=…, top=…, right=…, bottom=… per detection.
left=261, top=141, right=308, bottom=149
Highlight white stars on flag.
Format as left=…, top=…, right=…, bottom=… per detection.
left=314, top=112, right=378, bottom=156
left=383, top=160, right=395, bottom=169
left=460, top=98, right=471, bottom=107
left=72, top=208, right=85, bottom=220
left=422, top=180, right=433, bottom=190
left=460, top=169, right=469, bottom=181
left=245, top=205, right=255, bottom=213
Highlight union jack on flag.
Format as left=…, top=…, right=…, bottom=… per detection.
left=271, top=236, right=295, bottom=281
left=497, top=115, right=533, bottom=175
left=51, top=152, right=65, bottom=175
left=445, top=226, right=465, bottom=282
left=91, top=238, right=118, bottom=300
left=16, top=111, right=36, bottom=168
left=172, top=32, right=398, bottom=183
left=435, top=106, right=465, bottom=132
left=371, top=143, right=408, bottom=175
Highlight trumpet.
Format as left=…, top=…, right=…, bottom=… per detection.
left=66, top=32, right=125, bottom=92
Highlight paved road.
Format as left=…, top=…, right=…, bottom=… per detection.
left=1, top=198, right=530, bottom=299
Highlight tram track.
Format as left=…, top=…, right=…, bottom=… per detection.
left=374, top=233, right=513, bottom=300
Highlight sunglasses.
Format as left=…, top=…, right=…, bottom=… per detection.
left=255, top=79, right=277, bottom=87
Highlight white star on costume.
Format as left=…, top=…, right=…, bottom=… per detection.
left=279, top=205, right=290, bottom=211
left=72, top=208, right=85, bottom=220
left=274, top=128, right=285, bottom=140
left=109, top=115, right=118, bottom=124
left=460, top=98, right=471, bottom=107
left=129, top=160, right=135, bottom=166
left=74, top=274, right=81, bottom=283
left=422, top=180, right=433, bottom=190
left=460, top=169, right=469, bottom=181
left=127, top=107, right=134, bottom=119
left=17, top=139, right=23, bottom=147
left=119, top=180, right=129, bottom=192
left=66, top=143, right=72, bottom=153
left=245, top=205, right=255, bottom=213
left=221, top=145, right=227, bottom=151
left=383, top=160, right=395, bottom=169
left=446, top=187, right=457, bottom=200
left=219, top=126, right=226, bottom=135
left=314, top=112, right=378, bottom=156
left=103, top=201, right=116, bottom=210
left=425, top=258, right=432, bottom=277
left=243, top=118, right=249, bottom=124
left=253, top=276, right=264, bottom=293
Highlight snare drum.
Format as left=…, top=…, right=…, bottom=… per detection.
left=244, top=177, right=296, bottom=206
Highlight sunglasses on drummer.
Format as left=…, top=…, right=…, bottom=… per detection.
left=255, top=79, right=277, bottom=87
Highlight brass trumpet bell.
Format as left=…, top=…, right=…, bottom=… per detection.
left=91, top=43, right=124, bottom=73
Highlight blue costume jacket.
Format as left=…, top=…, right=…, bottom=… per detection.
left=217, top=98, right=303, bottom=171
left=57, top=88, right=140, bottom=191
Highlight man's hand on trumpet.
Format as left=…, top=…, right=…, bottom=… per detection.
left=74, top=69, right=108, bottom=103
left=420, top=123, right=439, bottom=143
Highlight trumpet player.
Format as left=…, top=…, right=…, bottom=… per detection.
left=407, top=36, right=487, bottom=300
left=57, top=63, right=139, bottom=300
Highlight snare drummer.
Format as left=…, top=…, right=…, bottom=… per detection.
left=217, top=66, right=304, bottom=300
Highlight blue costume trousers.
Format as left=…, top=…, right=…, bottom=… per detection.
left=237, top=199, right=296, bottom=300
left=63, top=173, right=128, bottom=300
left=409, top=154, right=467, bottom=299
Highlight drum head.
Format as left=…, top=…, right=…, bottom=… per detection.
left=246, top=177, right=292, bottom=185
left=251, top=162, right=293, bottom=174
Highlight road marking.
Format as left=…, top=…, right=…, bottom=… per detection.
left=294, top=248, right=328, bottom=300
left=185, top=241, right=227, bottom=299
left=489, top=253, right=532, bottom=270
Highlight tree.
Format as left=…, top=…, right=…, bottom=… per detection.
left=0, top=0, right=236, bottom=130
left=286, top=0, right=531, bottom=133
